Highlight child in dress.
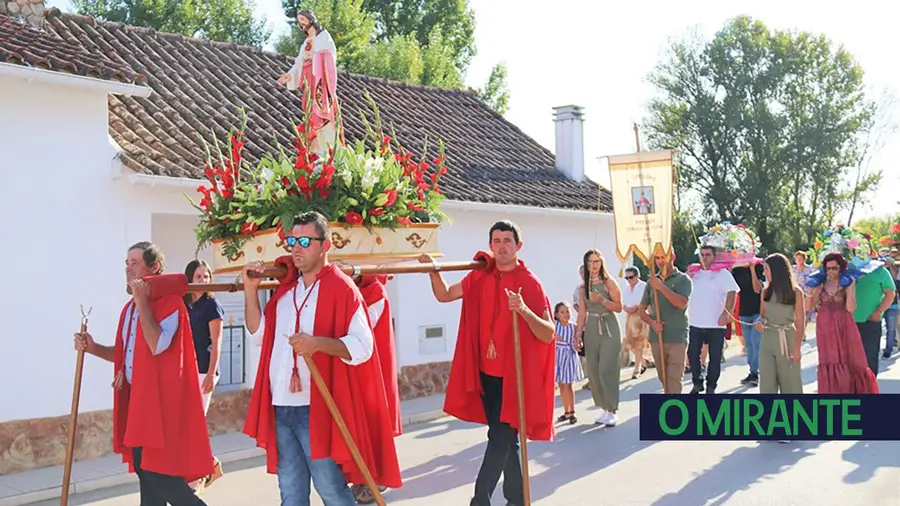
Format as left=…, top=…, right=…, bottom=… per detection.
left=554, top=301, right=584, bottom=424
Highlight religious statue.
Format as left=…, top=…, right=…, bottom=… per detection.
left=277, top=10, right=338, bottom=157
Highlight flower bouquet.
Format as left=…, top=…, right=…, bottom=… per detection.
left=687, top=221, right=761, bottom=275
left=877, top=223, right=900, bottom=252
left=187, top=94, right=448, bottom=273
left=805, top=224, right=879, bottom=288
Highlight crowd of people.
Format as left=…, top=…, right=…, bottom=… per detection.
left=69, top=211, right=900, bottom=506
left=551, top=243, right=899, bottom=429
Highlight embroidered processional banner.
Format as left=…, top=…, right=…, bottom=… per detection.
left=606, top=150, right=675, bottom=265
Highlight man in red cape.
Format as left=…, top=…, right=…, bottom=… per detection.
left=350, top=274, right=401, bottom=503
left=74, top=242, right=213, bottom=506
left=420, top=220, right=555, bottom=506
left=242, top=212, right=401, bottom=505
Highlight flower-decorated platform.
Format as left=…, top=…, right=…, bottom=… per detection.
left=687, top=221, right=761, bottom=274
left=188, top=95, right=448, bottom=274
left=805, top=224, right=882, bottom=287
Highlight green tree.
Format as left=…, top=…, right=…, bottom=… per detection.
left=645, top=16, right=878, bottom=254
left=477, top=62, right=510, bottom=115
left=275, top=0, right=509, bottom=113
left=72, top=0, right=271, bottom=46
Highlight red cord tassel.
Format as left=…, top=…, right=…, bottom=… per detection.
left=289, top=364, right=303, bottom=393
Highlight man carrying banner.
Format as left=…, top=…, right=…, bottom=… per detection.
left=242, top=211, right=401, bottom=505
left=419, top=220, right=555, bottom=506
left=640, top=252, right=692, bottom=394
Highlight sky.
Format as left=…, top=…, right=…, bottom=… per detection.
left=48, top=0, right=898, bottom=220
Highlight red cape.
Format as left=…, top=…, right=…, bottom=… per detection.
left=243, top=257, right=402, bottom=488
left=357, top=275, right=402, bottom=437
left=443, top=251, right=556, bottom=441
left=112, top=283, right=214, bottom=482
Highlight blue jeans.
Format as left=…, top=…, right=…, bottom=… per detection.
left=884, top=307, right=899, bottom=353
left=274, top=405, right=355, bottom=506
left=740, top=315, right=762, bottom=375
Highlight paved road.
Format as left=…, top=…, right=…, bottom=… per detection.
left=45, top=339, right=900, bottom=506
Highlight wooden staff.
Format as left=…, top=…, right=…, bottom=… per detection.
left=194, top=260, right=486, bottom=293
left=634, top=123, right=668, bottom=393
left=61, top=306, right=91, bottom=506
left=304, top=355, right=385, bottom=506
left=511, top=301, right=532, bottom=505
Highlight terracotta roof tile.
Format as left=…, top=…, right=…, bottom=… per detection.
left=42, top=9, right=610, bottom=211
left=0, top=13, right=144, bottom=85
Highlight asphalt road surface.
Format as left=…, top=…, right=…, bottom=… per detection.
left=43, top=338, right=900, bottom=505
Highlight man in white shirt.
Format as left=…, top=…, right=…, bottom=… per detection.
left=622, top=267, right=651, bottom=378
left=687, top=245, right=739, bottom=395
left=242, top=212, right=401, bottom=505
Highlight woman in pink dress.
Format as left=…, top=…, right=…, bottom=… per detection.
left=807, top=253, right=879, bottom=393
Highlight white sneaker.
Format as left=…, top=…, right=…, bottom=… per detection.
left=596, top=411, right=617, bottom=426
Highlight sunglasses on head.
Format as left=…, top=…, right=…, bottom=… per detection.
left=285, top=235, right=325, bottom=249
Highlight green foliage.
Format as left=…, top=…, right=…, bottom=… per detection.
left=477, top=63, right=510, bottom=115
left=645, top=16, right=893, bottom=257
left=72, top=0, right=271, bottom=46
left=276, top=0, right=509, bottom=113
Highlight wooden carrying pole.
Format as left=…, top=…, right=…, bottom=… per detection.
left=195, top=260, right=486, bottom=293
left=511, top=311, right=532, bottom=505
left=634, top=123, right=668, bottom=393
left=61, top=306, right=91, bottom=506
left=305, top=355, right=385, bottom=506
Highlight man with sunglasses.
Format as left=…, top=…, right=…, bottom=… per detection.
left=242, top=212, right=401, bottom=506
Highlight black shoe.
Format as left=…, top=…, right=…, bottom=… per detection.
left=883, top=351, right=891, bottom=360
left=706, top=388, right=716, bottom=395
left=740, top=374, right=753, bottom=384
left=690, top=383, right=705, bottom=394
left=750, top=374, right=759, bottom=387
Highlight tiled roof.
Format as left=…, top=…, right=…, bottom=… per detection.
left=42, top=9, right=610, bottom=211
left=0, top=14, right=143, bottom=85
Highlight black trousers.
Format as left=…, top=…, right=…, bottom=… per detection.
left=688, top=327, right=726, bottom=391
left=857, top=321, right=881, bottom=377
left=471, top=373, right=523, bottom=506
left=133, top=447, right=207, bottom=506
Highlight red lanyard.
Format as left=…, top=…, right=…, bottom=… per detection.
left=292, top=280, right=319, bottom=334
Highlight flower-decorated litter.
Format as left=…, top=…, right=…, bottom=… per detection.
left=687, top=221, right=761, bottom=275
left=805, top=224, right=882, bottom=288
left=186, top=94, right=447, bottom=261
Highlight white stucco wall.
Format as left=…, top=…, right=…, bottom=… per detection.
left=0, top=77, right=157, bottom=422
left=390, top=205, right=621, bottom=368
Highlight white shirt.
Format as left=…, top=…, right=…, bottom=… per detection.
left=248, top=278, right=374, bottom=407
left=121, top=301, right=178, bottom=383
left=622, top=280, right=647, bottom=310
left=687, top=269, right=740, bottom=329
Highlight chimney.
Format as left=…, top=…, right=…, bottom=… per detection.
left=0, top=0, right=44, bottom=30
left=553, top=105, right=585, bottom=181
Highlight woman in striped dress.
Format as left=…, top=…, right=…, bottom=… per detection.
left=555, top=301, right=583, bottom=424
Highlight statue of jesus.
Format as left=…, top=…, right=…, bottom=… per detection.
left=277, top=10, right=338, bottom=157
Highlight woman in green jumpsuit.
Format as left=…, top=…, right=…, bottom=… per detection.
left=575, top=249, right=623, bottom=426
left=753, top=253, right=806, bottom=394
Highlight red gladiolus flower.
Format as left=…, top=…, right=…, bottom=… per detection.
left=370, top=207, right=385, bottom=216
left=891, top=223, right=900, bottom=234
left=345, top=211, right=363, bottom=225
left=397, top=216, right=412, bottom=225
left=407, top=201, right=424, bottom=212
left=222, top=189, right=233, bottom=200
left=281, top=177, right=291, bottom=187
left=384, top=189, right=398, bottom=207
left=383, top=135, right=392, bottom=146
left=240, top=222, right=259, bottom=235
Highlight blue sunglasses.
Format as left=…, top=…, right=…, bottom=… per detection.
left=285, top=235, right=325, bottom=249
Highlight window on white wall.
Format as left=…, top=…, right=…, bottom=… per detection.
left=219, top=321, right=245, bottom=386
left=418, top=325, right=446, bottom=355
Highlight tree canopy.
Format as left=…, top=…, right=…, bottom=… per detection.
left=645, top=16, right=895, bottom=254
left=72, top=0, right=272, bottom=46
left=275, top=0, right=509, bottom=114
